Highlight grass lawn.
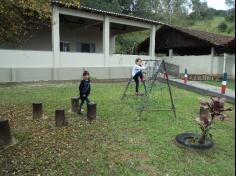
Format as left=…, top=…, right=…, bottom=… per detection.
left=199, top=80, right=235, bottom=90
left=0, top=82, right=235, bottom=176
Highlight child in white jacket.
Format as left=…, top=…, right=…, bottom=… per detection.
left=132, top=58, right=146, bottom=96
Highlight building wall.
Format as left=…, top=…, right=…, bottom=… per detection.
left=0, top=27, right=52, bottom=51
left=0, top=49, right=150, bottom=82
left=60, top=23, right=104, bottom=53
left=163, top=55, right=235, bottom=79
left=0, top=23, right=116, bottom=54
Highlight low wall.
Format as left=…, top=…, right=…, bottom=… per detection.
left=0, top=49, right=150, bottom=82
left=0, top=49, right=53, bottom=68
left=0, top=67, right=132, bottom=82
left=163, top=55, right=235, bottom=79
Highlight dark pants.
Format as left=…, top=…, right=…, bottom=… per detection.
left=133, top=71, right=143, bottom=93
left=79, top=96, right=90, bottom=111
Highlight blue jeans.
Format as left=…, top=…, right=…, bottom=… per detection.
left=133, top=71, right=143, bottom=93
left=79, top=96, right=90, bottom=111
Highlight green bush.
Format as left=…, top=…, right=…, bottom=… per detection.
left=217, top=22, right=228, bottom=32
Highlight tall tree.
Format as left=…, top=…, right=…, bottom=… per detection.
left=225, top=0, right=235, bottom=9
left=190, top=0, right=208, bottom=20
left=0, top=0, right=80, bottom=45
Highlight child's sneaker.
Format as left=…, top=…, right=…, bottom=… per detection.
left=78, top=108, right=84, bottom=115
left=135, top=92, right=142, bottom=96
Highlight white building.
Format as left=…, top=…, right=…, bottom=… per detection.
left=0, top=1, right=163, bottom=82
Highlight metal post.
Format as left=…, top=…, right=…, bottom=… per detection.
left=162, top=60, right=177, bottom=119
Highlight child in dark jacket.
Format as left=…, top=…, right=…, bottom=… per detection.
left=78, top=71, right=91, bottom=114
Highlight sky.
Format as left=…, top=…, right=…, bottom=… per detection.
left=206, top=0, right=228, bottom=10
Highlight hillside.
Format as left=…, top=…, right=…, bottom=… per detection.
left=190, top=16, right=235, bottom=37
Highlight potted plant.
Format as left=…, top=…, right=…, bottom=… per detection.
left=176, top=96, right=232, bottom=150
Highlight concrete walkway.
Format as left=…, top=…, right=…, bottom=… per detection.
left=167, top=78, right=235, bottom=104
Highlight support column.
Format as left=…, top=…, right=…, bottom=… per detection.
left=210, top=47, right=215, bottom=75
left=11, top=68, right=17, bottom=82
left=223, top=53, right=227, bottom=73
left=149, top=25, right=156, bottom=60
left=103, top=16, right=110, bottom=67
left=169, top=49, right=173, bottom=58
left=52, top=6, right=60, bottom=80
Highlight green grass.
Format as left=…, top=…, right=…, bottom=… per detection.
left=0, top=83, right=235, bottom=176
left=190, top=16, right=235, bottom=36
left=199, top=80, right=235, bottom=90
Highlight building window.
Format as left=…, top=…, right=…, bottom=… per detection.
left=60, top=41, right=70, bottom=52
left=81, top=43, right=96, bottom=53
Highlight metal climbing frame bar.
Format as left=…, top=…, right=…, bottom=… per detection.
left=122, top=59, right=177, bottom=120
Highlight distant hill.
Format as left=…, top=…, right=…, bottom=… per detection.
left=190, top=16, right=235, bottom=37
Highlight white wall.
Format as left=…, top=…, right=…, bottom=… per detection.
left=60, top=52, right=104, bottom=67
left=226, top=55, right=235, bottom=78
left=0, top=49, right=152, bottom=82
left=0, top=50, right=53, bottom=68
left=164, top=55, right=235, bottom=78
left=110, top=54, right=150, bottom=67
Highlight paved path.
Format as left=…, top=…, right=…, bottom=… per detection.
left=167, top=78, right=235, bottom=104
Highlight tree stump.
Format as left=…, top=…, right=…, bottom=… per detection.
left=71, top=97, right=79, bottom=113
left=0, top=119, right=12, bottom=147
left=32, top=102, right=43, bottom=119
left=55, top=109, right=67, bottom=127
left=87, top=103, right=97, bottom=121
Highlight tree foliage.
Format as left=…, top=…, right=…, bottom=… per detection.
left=0, top=0, right=80, bottom=45
left=0, top=0, right=234, bottom=48
left=0, top=0, right=51, bottom=45
left=225, top=0, right=235, bottom=9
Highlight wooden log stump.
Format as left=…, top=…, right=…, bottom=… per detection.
left=32, top=102, right=43, bottom=119
left=87, top=103, right=97, bottom=121
left=0, top=119, right=12, bottom=147
left=55, top=109, right=67, bottom=127
left=71, top=97, right=79, bottom=113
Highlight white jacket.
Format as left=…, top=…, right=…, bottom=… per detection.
left=132, top=64, right=146, bottom=77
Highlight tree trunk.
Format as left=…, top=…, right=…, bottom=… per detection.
left=0, top=119, right=12, bottom=147
left=87, top=103, right=97, bottom=121
left=55, top=109, right=66, bottom=127
left=71, top=97, right=79, bottom=113
left=32, top=103, right=43, bottom=119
